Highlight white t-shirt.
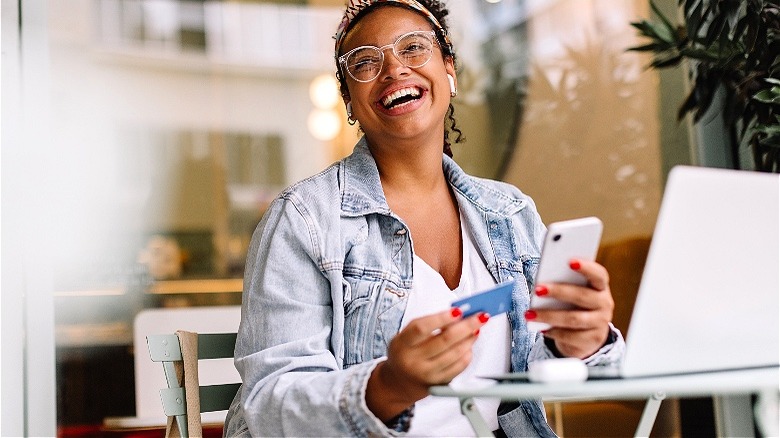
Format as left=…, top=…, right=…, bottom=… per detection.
left=400, top=216, right=511, bottom=436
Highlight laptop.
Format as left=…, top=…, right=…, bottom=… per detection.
left=494, top=165, right=779, bottom=381
left=618, top=165, right=779, bottom=378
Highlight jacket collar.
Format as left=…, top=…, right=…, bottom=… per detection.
left=339, top=137, right=527, bottom=217
left=339, top=137, right=391, bottom=216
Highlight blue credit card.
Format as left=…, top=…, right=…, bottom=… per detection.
left=451, top=281, right=514, bottom=318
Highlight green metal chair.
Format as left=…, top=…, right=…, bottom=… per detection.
left=147, top=331, right=240, bottom=438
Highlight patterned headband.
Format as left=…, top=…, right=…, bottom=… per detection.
left=333, top=0, right=453, bottom=58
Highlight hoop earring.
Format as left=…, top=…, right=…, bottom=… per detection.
left=346, top=102, right=357, bottom=125
left=447, top=74, right=457, bottom=97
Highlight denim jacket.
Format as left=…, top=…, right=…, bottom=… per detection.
left=224, top=138, right=624, bottom=437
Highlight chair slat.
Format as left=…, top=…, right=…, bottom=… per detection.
left=199, top=383, right=241, bottom=413
left=197, top=333, right=237, bottom=359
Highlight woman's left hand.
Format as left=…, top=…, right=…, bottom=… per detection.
left=526, top=259, right=614, bottom=358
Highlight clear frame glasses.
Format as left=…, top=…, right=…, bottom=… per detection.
left=338, top=30, right=439, bottom=83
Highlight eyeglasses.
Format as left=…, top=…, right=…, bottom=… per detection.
left=338, top=30, right=439, bottom=83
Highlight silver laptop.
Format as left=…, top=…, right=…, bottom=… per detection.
left=619, top=165, right=779, bottom=378
left=485, top=165, right=778, bottom=382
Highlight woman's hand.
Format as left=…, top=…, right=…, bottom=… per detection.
left=526, top=259, right=614, bottom=358
left=366, top=308, right=488, bottom=421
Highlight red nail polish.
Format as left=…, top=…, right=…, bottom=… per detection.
left=569, top=260, right=581, bottom=270
left=474, top=328, right=480, bottom=336
left=478, top=312, right=490, bottom=324
left=535, top=285, right=548, bottom=296
left=451, top=307, right=462, bottom=318
left=524, top=310, right=537, bottom=320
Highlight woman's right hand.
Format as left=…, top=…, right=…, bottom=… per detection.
left=365, top=308, right=489, bottom=422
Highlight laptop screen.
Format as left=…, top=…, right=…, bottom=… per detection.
left=621, top=166, right=779, bottom=378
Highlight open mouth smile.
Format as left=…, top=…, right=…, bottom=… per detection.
left=380, top=87, right=423, bottom=110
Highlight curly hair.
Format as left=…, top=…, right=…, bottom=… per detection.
left=335, top=0, right=465, bottom=157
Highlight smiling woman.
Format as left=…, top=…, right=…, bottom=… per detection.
left=4, top=0, right=665, bottom=434
left=336, top=6, right=458, bottom=161
left=224, top=1, right=625, bottom=437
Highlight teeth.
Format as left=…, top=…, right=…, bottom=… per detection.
left=382, top=87, right=421, bottom=108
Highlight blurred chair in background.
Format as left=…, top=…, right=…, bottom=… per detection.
left=148, top=330, right=239, bottom=438
left=103, top=306, right=240, bottom=436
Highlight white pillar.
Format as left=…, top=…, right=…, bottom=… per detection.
left=1, top=0, right=57, bottom=435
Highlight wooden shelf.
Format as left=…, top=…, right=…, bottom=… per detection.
left=147, top=278, right=243, bottom=294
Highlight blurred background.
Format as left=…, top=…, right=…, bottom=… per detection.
left=3, top=0, right=697, bottom=436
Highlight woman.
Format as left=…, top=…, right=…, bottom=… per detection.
left=224, top=1, right=624, bottom=436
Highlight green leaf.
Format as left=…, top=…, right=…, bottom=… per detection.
left=683, top=0, right=700, bottom=15
left=651, top=55, right=684, bottom=68
left=745, top=9, right=761, bottom=52
left=677, top=89, right=699, bottom=121
left=630, top=21, right=663, bottom=40
left=747, top=0, right=763, bottom=12
left=627, top=42, right=666, bottom=52
left=724, top=1, right=744, bottom=35
left=687, top=0, right=705, bottom=37
left=630, top=20, right=650, bottom=32
left=647, top=19, right=677, bottom=43
left=753, top=88, right=780, bottom=104
left=680, top=47, right=725, bottom=62
left=650, top=0, right=677, bottom=35
left=754, top=121, right=780, bottom=133
left=765, top=78, right=780, bottom=86
left=704, top=12, right=727, bottom=46
left=758, top=134, right=780, bottom=148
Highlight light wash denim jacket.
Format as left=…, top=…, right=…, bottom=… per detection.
left=224, top=138, right=624, bottom=437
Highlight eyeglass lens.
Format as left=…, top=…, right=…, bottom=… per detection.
left=345, top=32, right=435, bottom=82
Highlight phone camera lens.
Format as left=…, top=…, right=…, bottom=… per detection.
left=552, top=234, right=562, bottom=242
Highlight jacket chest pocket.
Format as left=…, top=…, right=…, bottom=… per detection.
left=342, top=277, right=407, bottom=367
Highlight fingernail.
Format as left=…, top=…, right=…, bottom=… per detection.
left=451, top=307, right=462, bottom=318
left=569, top=260, right=581, bottom=270
left=524, top=310, right=537, bottom=320
left=535, top=285, right=548, bottom=296
left=478, top=312, right=490, bottom=324
left=474, top=328, right=481, bottom=336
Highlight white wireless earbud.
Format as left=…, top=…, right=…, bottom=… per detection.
left=447, top=74, right=457, bottom=97
left=346, top=102, right=356, bottom=125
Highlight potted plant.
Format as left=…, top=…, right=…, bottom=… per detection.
left=630, top=0, right=779, bottom=172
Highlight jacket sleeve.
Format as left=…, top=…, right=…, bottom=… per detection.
left=528, top=323, right=626, bottom=367
left=230, top=194, right=403, bottom=437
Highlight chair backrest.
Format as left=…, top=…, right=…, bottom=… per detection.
left=134, top=306, right=241, bottom=422
left=148, top=331, right=241, bottom=438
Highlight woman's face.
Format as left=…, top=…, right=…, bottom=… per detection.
left=340, top=6, right=455, bottom=147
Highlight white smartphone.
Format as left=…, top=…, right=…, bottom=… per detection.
left=528, top=216, right=603, bottom=331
